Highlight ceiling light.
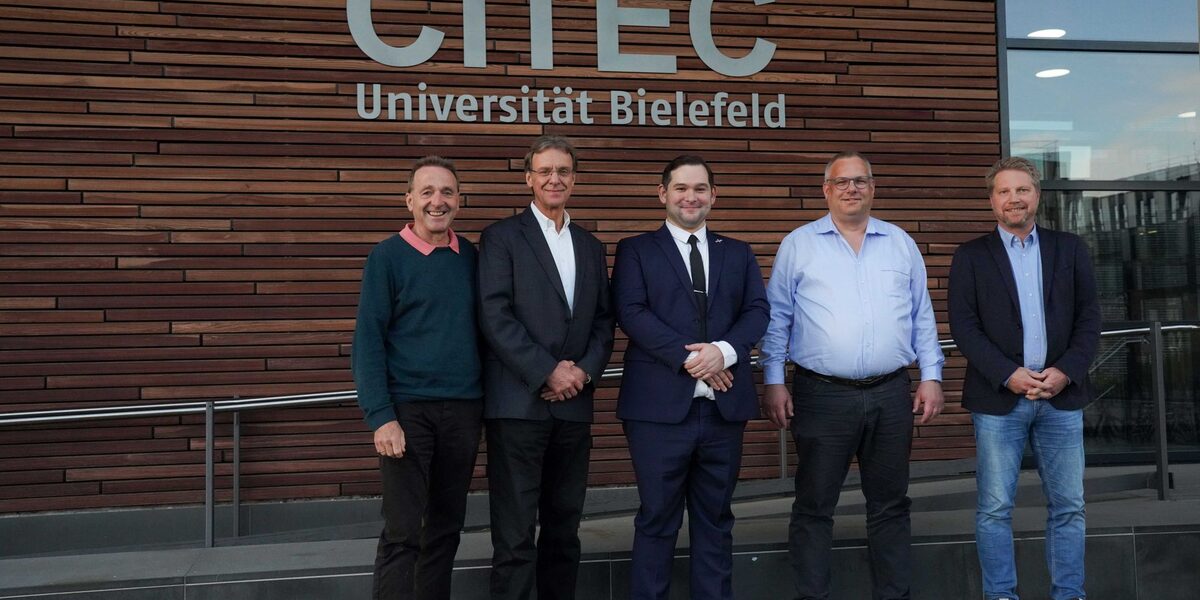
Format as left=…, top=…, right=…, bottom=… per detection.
left=1180, top=111, right=1197, bottom=118
left=1035, top=68, right=1070, bottom=78
left=1028, top=28, right=1066, bottom=38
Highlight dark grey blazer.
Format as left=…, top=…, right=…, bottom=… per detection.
left=477, top=207, right=616, bottom=423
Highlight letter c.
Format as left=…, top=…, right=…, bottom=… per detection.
left=347, top=0, right=444, bottom=67
left=689, top=0, right=777, bottom=77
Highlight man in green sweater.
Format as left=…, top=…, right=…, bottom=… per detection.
left=352, top=155, right=483, bottom=600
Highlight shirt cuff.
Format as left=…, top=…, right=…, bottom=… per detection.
left=764, top=363, right=786, bottom=386
left=919, top=363, right=943, bottom=382
left=713, top=341, right=737, bottom=369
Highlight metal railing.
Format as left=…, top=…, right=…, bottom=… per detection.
left=1, top=322, right=1196, bottom=547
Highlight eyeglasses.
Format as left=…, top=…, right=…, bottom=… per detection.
left=825, top=177, right=874, bottom=190
left=531, top=167, right=575, bottom=179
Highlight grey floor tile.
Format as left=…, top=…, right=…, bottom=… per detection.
left=912, top=540, right=981, bottom=599
left=1136, top=531, right=1200, bottom=600
left=2, top=588, right=184, bottom=600
left=183, top=574, right=372, bottom=600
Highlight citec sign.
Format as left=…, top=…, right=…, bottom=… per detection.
left=347, top=0, right=787, bottom=128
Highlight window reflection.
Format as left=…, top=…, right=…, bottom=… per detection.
left=1040, top=190, right=1200, bottom=321
left=1040, top=190, right=1200, bottom=455
left=1008, top=51, right=1200, bottom=182
left=1007, top=0, right=1199, bottom=42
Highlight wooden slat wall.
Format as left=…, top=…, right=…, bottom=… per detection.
left=0, top=0, right=998, bottom=513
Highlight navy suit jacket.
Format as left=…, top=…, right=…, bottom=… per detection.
left=947, top=226, right=1101, bottom=415
left=613, top=225, right=769, bottom=424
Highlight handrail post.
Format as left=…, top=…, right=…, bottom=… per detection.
left=233, top=409, right=241, bottom=538
left=204, top=400, right=216, bottom=547
left=778, top=428, right=788, bottom=480
left=1148, top=322, right=1170, bottom=501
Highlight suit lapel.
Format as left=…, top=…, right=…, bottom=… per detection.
left=653, top=225, right=699, bottom=310
left=1038, top=227, right=1057, bottom=309
left=519, top=208, right=570, bottom=310
left=568, top=222, right=588, bottom=309
left=985, top=229, right=1021, bottom=313
left=706, top=229, right=725, bottom=299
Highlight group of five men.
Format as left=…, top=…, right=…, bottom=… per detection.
left=352, top=136, right=1099, bottom=600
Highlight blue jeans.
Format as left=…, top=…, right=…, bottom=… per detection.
left=973, top=400, right=1085, bottom=600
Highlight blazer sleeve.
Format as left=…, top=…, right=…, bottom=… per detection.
left=612, top=237, right=693, bottom=369
left=575, top=235, right=616, bottom=383
left=1049, top=236, right=1101, bottom=384
left=947, top=244, right=1021, bottom=390
left=718, top=243, right=770, bottom=365
left=477, top=225, right=559, bottom=394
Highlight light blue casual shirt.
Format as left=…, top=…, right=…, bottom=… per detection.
left=760, top=214, right=944, bottom=384
left=998, top=225, right=1047, bottom=371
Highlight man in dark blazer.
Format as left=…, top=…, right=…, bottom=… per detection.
left=478, top=135, right=615, bottom=600
left=948, top=156, right=1100, bottom=600
left=612, top=155, right=769, bottom=600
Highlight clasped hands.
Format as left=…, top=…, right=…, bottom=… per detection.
left=540, top=360, right=589, bottom=401
left=684, top=342, right=733, bottom=392
left=1007, top=366, right=1069, bottom=400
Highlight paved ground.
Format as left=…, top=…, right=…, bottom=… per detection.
left=1, top=462, right=1197, bottom=599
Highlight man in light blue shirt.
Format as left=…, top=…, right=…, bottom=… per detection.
left=760, top=151, right=945, bottom=600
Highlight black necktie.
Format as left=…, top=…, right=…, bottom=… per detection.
left=688, top=235, right=708, bottom=341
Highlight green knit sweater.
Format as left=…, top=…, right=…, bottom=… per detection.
left=352, top=233, right=482, bottom=431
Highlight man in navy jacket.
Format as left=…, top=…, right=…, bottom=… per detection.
left=612, top=155, right=769, bottom=600
left=948, top=156, right=1100, bottom=600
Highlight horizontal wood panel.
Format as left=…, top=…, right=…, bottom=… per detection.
left=0, top=0, right=999, bottom=513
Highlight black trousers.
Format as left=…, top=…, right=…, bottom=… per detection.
left=373, top=399, right=483, bottom=600
left=788, top=371, right=914, bottom=600
left=486, top=417, right=591, bottom=600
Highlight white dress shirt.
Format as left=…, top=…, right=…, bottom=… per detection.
left=663, top=220, right=737, bottom=399
left=530, top=202, right=576, bottom=313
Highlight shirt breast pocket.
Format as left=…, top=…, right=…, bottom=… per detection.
left=879, top=265, right=911, bottom=299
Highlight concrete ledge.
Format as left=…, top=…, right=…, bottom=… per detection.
left=3, top=464, right=1199, bottom=600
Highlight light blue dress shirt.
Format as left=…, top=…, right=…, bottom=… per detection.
left=997, top=225, right=1047, bottom=371
left=760, top=214, right=944, bottom=384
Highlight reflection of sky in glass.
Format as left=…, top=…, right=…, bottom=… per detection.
left=1007, top=0, right=1199, bottom=42
left=1008, top=51, right=1200, bottom=181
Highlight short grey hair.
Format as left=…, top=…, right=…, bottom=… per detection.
left=523, top=135, right=578, bottom=172
left=823, top=151, right=873, bottom=179
left=409, top=155, right=458, bottom=190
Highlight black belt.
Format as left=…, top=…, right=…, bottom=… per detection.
left=794, top=365, right=904, bottom=389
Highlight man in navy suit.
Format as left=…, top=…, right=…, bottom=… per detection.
left=948, top=156, right=1100, bottom=600
left=612, top=155, right=770, bottom=600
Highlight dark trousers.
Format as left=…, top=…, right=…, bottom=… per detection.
left=788, top=371, right=914, bottom=600
left=486, top=417, right=591, bottom=600
left=625, top=399, right=746, bottom=600
left=373, top=399, right=484, bottom=600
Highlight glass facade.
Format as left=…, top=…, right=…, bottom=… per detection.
left=1008, top=51, right=1200, bottom=182
left=1040, top=191, right=1200, bottom=321
left=1002, top=1, right=1200, bottom=460
left=1006, top=0, right=1199, bottom=43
